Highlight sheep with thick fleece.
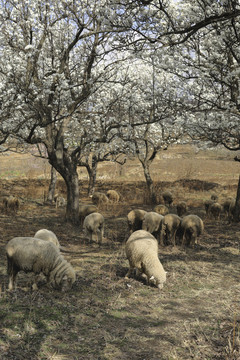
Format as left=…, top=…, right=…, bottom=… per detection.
left=154, top=204, right=169, bottom=216
left=83, top=212, right=104, bottom=244
left=91, top=192, right=109, bottom=206
left=125, top=230, right=166, bottom=290
left=6, top=237, right=76, bottom=291
left=179, top=215, right=204, bottom=246
left=142, top=212, right=163, bottom=242
left=160, top=214, right=181, bottom=246
left=34, top=229, right=60, bottom=248
left=106, top=190, right=120, bottom=203
left=127, top=209, right=146, bottom=234
left=79, top=204, right=98, bottom=226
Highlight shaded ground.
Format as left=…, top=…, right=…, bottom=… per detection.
left=0, top=180, right=239, bottom=360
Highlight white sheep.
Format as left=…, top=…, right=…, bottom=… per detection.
left=6, top=237, right=76, bottom=291
left=142, top=211, right=163, bottom=242
left=106, top=189, right=120, bottom=203
left=34, top=229, right=60, bottom=248
left=83, top=212, right=104, bottom=245
left=127, top=209, right=147, bottom=234
left=160, top=213, right=181, bottom=246
left=179, top=215, right=204, bottom=247
left=125, top=230, right=167, bottom=290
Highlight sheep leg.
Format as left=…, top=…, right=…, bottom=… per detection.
left=7, top=259, right=18, bottom=291
left=97, top=229, right=102, bottom=246
left=125, top=264, right=134, bottom=279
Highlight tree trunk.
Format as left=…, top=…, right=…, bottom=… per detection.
left=47, top=166, right=57, bottom=203
left=142, top=163, right=157, bottom=204
left=86, top=155, right=98, bottom=196
left=233, top=175, right=240, bottom=222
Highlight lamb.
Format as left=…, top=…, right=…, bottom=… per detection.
left=125, top=230, right=167, bottom=290
left=91, top=192, right=109, bottom=206
left=34, top=229, right=60, bottom=248
left=142, top=212, right=163, bottom=242
left=79, top=204, right=98, bottom=227
left=83, top=212, right=104, bottom=245
left=153, top=204, right=169, bottom=216
left=162, top=191, right=173, bottom=207
left=6, top=237, right=76, bottom=291
left=127, top=209, right=147, bottom=234
left=179, top=215, right=204, bottom=247
left=106, top=189, right=120, bottom=203
left=176, top=201, right=188, bottom=217
left=160, top=214, right=181, bottom=246
left=209, top=202, right=222, bottom=220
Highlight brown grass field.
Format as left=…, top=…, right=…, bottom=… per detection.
left=0, top=145, right=239, bottom=360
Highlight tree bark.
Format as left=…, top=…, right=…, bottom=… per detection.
left=233, top=175, right=240, bottom=222
left=143, top=163, right=157, bottom=204
left=47, top=166, right=57, bottom=203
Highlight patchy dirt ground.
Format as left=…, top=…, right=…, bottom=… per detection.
left=0, top=178, right=239, bottom=360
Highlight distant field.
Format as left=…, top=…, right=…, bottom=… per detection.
left=0, top=144, right=239, bottom=186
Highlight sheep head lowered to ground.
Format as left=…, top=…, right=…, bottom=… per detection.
left=127, top=209, right=147, bottom=234
left=179, top=215, right=204, bottom=247
left=91, top=192, right=109, bottom=207
left=142, top=212, right=163, bottom=242
left=83, top=212, right=104, bottom=245
left=125, top=230, right=166, bottom=290
left=106, top=190, right=120, bottom=203
left=6, top=237, right=76, bottom=291
left=34, top=229, right=60, bottom=248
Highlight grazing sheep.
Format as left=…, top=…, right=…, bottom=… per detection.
left=160, top=214, right=181, bottom=246
left=162, top=191, right=173, bottom=207
left=3, top=195, right=20, bottom=213
left=204, top=199, right=215, bottom=217
left=56, top=196, right=66, bottom=208
left=179, top=215, right=204, bottom=247
left=153, top=204, right=169, bottom=216
left=6, top=237, right=76, bottom=291
left=34, top=229, right=60, bottom=248
left=91, top=192, right=109, bottom=206
left=209, top=202, right=222, bottom=220
left=142, top=212, right=163, bottom=242
left=79, top=204, right=98, bottom=227
left=83, top=212, right=104, bottom=245
left=125, top=230, right=167, bottom=290
left=222, top=197, right=234, bottom=218
left=176, top=201, right=188, bottom=217
left=106, top=190, right=120, bottom=203
left=127, top=209, right=147, bottom=234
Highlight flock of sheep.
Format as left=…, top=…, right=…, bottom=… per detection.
left=3, top=188, right=235, bottom=293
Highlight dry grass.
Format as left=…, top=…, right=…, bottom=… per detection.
left=0, top=146, right=240, bottom=359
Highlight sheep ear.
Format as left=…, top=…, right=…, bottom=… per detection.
left=149, top=276, right=155, bottom=281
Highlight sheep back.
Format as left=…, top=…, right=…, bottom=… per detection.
left=180, top=215, right=204, bottom=246
left=106, top=190, right=120, bottom=203
left=34, top=229, right=60, bottom=248
left=91, top=192, right=109, bottom=206
left=154, top=204, right=169, bottom=216
left=209, top=202, right=222, bottom=220
left=6, top=237, right=75, bottom=291
left=83, top=212, right=104, bottom=244
left=142, top=212, right=163, bottom=234
left=127, top=209, right=147, bottom=233
left=125, top=230, right=166, bottom=289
